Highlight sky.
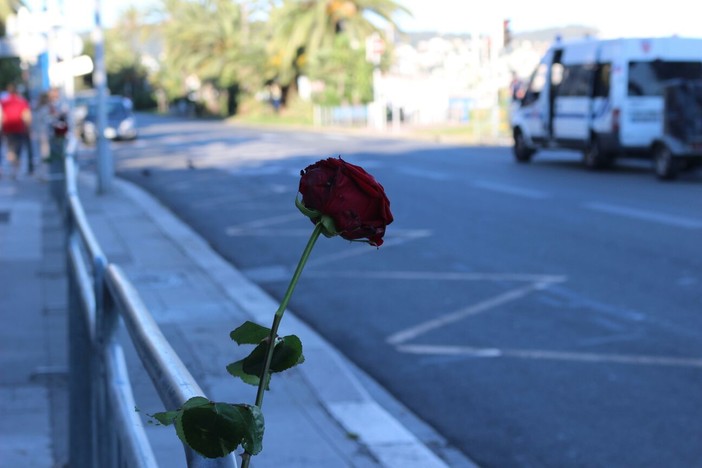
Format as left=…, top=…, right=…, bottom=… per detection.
left=27, top=0, right=702, bottom=40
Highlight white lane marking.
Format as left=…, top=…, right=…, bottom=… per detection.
left=304, top=270, right=566, bottom=283
left=398, top=167, right=452, bottom=180
left=306, top=229, right=432, bottom=267
left=225, top=213, right=301, bottom=235
left=583, top=202, right=702, bottom=229
left=386, top=282, right=555, bottom=345
left=472, top=180, right=550, bottom=199
left=397, top=344, right=702, bottom=368
left=228, top=228, right=322, bottom=236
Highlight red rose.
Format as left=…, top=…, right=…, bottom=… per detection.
left=298, top=157, right=393, bottom=246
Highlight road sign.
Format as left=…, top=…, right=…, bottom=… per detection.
left=49, top=55, right=94, bottom=84
left=0, top=36, right=47, bottom=61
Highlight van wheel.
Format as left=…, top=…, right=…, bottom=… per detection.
left=513, top=129, right=534, bottom=163
left=583, top=136, right=610, bottom=170
left=654, top=144, right=678, bottom=180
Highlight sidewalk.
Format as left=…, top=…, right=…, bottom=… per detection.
left=0, top=172, right=476, bottom=467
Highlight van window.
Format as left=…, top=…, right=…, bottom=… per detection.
left=522, top=63, right=548, bottom=105
left=558, top=64, right=595, bottom=97
left=628, top=61, right=702, bottom=96
left=593, top=63, right=611, bottom=97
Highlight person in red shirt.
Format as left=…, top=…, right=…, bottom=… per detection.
left=1, top=83, right=34, bottom=178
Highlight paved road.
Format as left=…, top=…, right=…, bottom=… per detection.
left=102, top=114, right=702, bottom=467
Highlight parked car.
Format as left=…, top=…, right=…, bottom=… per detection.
left=79, top=96, right=137, bottom=145
left=72, top=90, right=98, bottom=125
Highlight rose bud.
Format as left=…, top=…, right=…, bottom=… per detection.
left=298, top=157, right=393, bottom=246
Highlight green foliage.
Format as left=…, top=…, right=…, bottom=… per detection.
left=232, top=95, right=315, bottom=126
left=226, top=360, right=267, bottom=387
left=153, top=318, right=305, bottom=459
left=85, top=0, right=408, bottom=116
left=152, top=397, right=265, bottom=458
left=160, top=0, right=266, bottom=93
left=0, top=0, right=23, bottom=36
left=230, top=321, right=271, bottom=345
left=0, top=57, right=21, bottom=89
left=266, top=0, right=408, bottom=90
left=227, top=332, right=304, bottom=386
left=307, top=35, right=374, bottom=105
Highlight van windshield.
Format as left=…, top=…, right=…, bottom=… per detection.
left=628, top=61, right=702, bottom=96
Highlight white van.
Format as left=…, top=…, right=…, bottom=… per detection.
left=510, top=36, right=702, bottom=179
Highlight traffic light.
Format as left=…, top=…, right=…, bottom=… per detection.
left=503, top=19, right=512, bottom=47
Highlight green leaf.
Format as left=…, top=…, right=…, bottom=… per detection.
left=227, top=335, right=304, bottom=390
left=179, top=401, right=255, bottom=458
left=240, top=335, right=304, bottom=376
left=153, top=399, right=266, bottom=458
left=226, top=360, right=262, bottom=387
left=241, top=342, right=268, bottom=376
left=182, top=396, right=211, bottom=409
left=269, top=335, right=304, bottom=372
left=230, top=321, right=271, bottom=345
left=234, top=404, right=265, bottom=455
left=150, top=410, right=179, bottom=426
left=174, top=397, right=212, bottom=447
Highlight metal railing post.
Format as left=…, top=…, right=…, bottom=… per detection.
left=93, top=254, right=116, bottom=468
left=66, top=161, right=96, bottom=468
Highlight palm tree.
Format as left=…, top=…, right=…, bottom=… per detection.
left=159, top=0, right=266, bottom=114
left=0, top=0, right=24, bottom=88
left=0, top=0, right=23, bottom=37
left=266, top=0, right=409, bottom=105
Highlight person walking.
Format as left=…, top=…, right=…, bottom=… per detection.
left=1, top=83, right=34, bottom=178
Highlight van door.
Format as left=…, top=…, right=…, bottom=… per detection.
left=553, top=43, right=598, bottom=146
left=519, top=51, right=553, bottom=144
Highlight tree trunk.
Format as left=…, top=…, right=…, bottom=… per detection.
left=281, top=77, right=299, bottom=108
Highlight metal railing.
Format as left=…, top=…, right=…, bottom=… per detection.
left=61, top=137, right=237, bottom=468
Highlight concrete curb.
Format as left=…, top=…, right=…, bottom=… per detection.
left=109, top=175, right=457, bottom=467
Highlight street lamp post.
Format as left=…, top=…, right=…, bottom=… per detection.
left=93, top=0, right=112, bottom=194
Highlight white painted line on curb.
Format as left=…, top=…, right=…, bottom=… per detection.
left=329, top=401, right=447, bottom=468
left=472, top=180, right=550, bottom=199
left=583, top=202, right=702, bottom=229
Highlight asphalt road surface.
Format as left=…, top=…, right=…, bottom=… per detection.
left=99, top=114, right=702, bottom=467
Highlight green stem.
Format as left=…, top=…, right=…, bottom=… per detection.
left=241, top=222, right=323, bottom=468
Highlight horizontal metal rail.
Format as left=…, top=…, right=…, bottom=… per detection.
left=62, top=140, right=237, bottom=468
left=105, top=341, right=160, bottom=468
left=105, top=265, right=237, bottom=468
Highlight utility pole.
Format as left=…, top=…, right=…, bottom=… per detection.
left=93, top=0, right=112, bottom=193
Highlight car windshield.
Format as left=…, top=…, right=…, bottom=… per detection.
left=86, top=100, right=130, bottom=120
